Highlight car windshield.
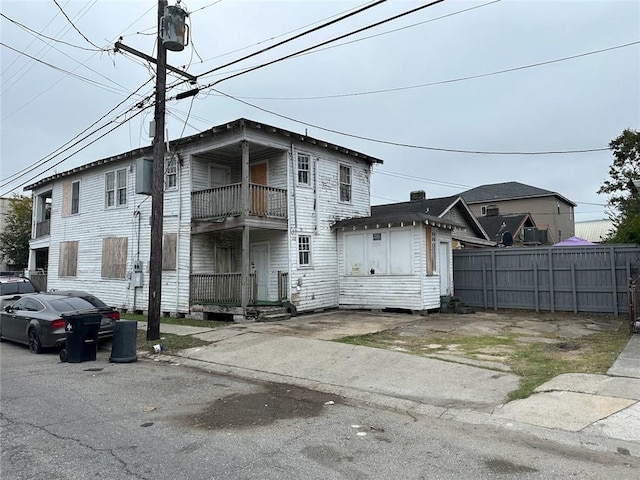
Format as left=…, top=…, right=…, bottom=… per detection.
left=48, top=297, right=96, bottom=313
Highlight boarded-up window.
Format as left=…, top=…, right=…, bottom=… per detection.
left=102, top=237, right=128, bottom=278
left=162, top=233, right=177, bottom=270
left=59, top=241, right=78, bottom=277
left=389, top=230, right=412, bottom=274
left=344, top=229, right=412, bottom=276
left=61, top=181, right=80, bottom=217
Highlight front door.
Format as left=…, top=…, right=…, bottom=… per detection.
left=438, top=241, right=450, bottom=295
left=250, top=163, right=267, bottom=215
left=250, top=243, right=269, bottom=301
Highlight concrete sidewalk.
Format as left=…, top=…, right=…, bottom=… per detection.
left=138, top=320, right=640, bottom=455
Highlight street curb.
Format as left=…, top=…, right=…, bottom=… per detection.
left=142, top=353, right=640, bottom=460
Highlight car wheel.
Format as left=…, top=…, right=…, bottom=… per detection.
left=28, top=329, right=42, bottom=354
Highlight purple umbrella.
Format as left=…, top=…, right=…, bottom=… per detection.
left=554, top=236, right=595, bottom=246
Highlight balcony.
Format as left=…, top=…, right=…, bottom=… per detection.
left=191, top=184, right=287, bottom=232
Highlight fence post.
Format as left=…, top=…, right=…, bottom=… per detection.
left=491, top=250, right=497, bottom=310
left=549, top=248, right=555, bottom=313
left=571, top=262, right=577, bottom=314
left=533, top=263, right=539, bottom=312
left=482, top=264, right=488, bottom=309
left=610, top=246, right=618, bottom=316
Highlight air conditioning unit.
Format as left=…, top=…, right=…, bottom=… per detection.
left=524, top=227, right=538, bottom=243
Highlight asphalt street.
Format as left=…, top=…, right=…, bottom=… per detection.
left=1, top=341, right=639, bottom=480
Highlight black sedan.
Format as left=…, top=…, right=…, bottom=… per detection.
left=0, top=292, right=120, bottom=353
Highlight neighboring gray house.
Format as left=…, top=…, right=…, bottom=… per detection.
left=24, top=118, right=383, bottom=320
left=461, top=182, right=576, bottom=244
left=476, top=209, right=537, bottom=246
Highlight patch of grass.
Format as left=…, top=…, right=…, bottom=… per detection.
left=335, top=322, right=631, bottom=402
left=120, top=312, right=228, bottom=329
left=135, top=330, right=210, bottom=355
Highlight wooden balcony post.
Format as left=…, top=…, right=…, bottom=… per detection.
left=241, top=139, right=250, bottom=309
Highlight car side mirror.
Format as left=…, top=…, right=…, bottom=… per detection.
left=4, top=305, right=13, bottom=313
left=12, top=295, right=20, bottom=300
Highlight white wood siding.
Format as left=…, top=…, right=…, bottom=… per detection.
left=287, top=146, right=371, bottom=312
left=43, top=154, right=192, bottom=314
left=336, top=224, right=446, bottom=310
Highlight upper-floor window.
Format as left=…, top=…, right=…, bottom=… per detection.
left=165, top=157, right=177, bottom=190
left=71, top=181, right=80, bottom=214
left=106, top=168, right=127, bottom=208
left=339, top=165, right=351, bottom=202
left=62, top=180, right=80, bottom=217
left=297, top=154, right=310, bottom=185
left=570, top=207, right=574, bottom=220
left=298, top=235, right=311, bottom=266
left=481, top=206, right=487, bottom=216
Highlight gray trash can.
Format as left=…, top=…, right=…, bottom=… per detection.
left=109, top=320, right=138, bottom=363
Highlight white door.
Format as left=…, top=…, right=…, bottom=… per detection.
left=250, top=243, right=269, bottom=301
left=438, top=241, right=450, bottom=295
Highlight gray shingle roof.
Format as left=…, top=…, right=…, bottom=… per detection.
left=461, top=181, right=576, bottom=206
left=477, top=213, right=534, bottom=242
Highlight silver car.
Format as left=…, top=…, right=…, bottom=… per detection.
left=0, top=293, right=119, bottom=353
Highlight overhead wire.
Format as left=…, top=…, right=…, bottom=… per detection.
left=205, top=87, right=610, bottom=155
left=228, top=40, right=640, bottom=101
left=0, top=13, right=103, bottom=52
left=52, top=0, right=102, bottom=50
left=0, top=78, right=155, bottom=189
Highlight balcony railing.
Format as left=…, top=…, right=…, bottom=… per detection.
left=192, top=183, right=287, bottom=220
left=190, top=273, right=256, bottom=305
left=278, top=271, right=289, bottom=301
left=35, top=219, right=50, bottom=239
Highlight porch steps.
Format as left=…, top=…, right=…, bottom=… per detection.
left=248, top=306, right=291, bottom=323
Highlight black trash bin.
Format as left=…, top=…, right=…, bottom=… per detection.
left=109, top=320, right=138, bottom=363
left=61, top=312, right=102, bottom=363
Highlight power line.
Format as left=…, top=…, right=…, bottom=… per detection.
left=229, top=40, right=640, bottom=101
left=0, top=13, right=103, bottom=52
left=1, top=106, right=150, bottom=196
left=205, top=87, right=610, bottom=155
left=52, top=0, right=102, bottom=50
left=190, top=0, right=448, bottom=91
left=184, top=0, right=381, bottom=68
left=0, top=42, right=127, bottom=97
left=0, top=79, right=155, bottom=190
left=191, top=0, right=388, bottom=80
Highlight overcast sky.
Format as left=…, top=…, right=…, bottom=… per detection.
left=1, top=0, right=639, bottom=221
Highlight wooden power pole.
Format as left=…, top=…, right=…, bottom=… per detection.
left=147, top=0, right=168, bottom=341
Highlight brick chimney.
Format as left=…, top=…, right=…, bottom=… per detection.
left=410, top=190, right=426, bottom=201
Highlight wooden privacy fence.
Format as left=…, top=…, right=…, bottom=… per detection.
left=453, top=245, right=640, bottom=315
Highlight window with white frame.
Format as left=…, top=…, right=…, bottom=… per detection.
left=481, top=206, right=487, bottom=216
left=298, top=235, right=311, bottom=266
left=339, top=165, right=351, bottom=202
left=165, top=156, right=177, bottom=190
left=71, top=180, right=80, bottom=214
left=105, top=168, right=127, bottom=208
left=297, top=154, right=310, bottom=185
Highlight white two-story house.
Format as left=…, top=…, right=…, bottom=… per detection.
left=25, top=118, right=383, bottom=320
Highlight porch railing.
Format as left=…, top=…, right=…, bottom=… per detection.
left=191, top=184, right=287, bottom=220
left=278, top=271, right=289, bottom=301
left=35, top=219, right=50, bottom=238
left=190, top=273, right=256, bottom=304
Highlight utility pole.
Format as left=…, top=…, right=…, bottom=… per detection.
left=147, top=0, right=168, bottom=341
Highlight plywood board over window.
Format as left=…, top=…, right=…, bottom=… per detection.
left=61, top=181, right=79, bottom=217
left=102, top=237, right=128, bottom=278
left=162, top=233, right=177, bottom=270
left=59, top=241, right=78, bottom=277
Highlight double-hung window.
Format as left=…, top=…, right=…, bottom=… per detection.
left=339, top=165, right=351, bottom=202
left=165, top=157, right=177, bottom=190
left=106, top=168, right=127, bottom=208
left=298, top=235, right=311, bottom=266
left=297, top=154, right=310, bottom=185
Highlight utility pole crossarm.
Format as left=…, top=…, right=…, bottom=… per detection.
left=114, top=41, right=196, bottom=83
